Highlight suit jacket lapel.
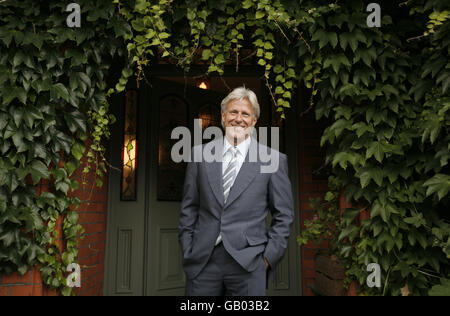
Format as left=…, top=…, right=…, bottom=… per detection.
left=205, top=160, right=224, bottom=208
left=223, top=137, right=260, bottom=210
left=205, top=139, right=224, bottom=208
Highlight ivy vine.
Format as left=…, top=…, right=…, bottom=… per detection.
left=0, top=0, right=129, bottom=295
left=115, top=0, right=450, bottom=296
left=1, top=0, right=449, bottom=296
left=296, top=0, right=450, bottom=296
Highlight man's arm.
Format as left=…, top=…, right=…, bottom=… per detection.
left=178, top=149, right=200, bottom=257
left=263, top=153, right=294, bottom=270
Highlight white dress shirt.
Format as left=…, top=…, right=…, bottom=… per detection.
left=215, top=135, right=252, bottom=246
left=222, top=135, right=251, bottom=185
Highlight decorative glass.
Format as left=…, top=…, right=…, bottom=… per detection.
left=198, top=103, right=222, bottom=136
left=121, top=90, right=138, bottom=201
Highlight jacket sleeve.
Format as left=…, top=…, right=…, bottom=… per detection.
left=263, top=153, right=294, bottom=271
left=178, top=148, right=200, bottom=257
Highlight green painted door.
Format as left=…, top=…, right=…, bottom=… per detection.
left=145, top=78, right=228, bottom=295
left=104, top=77, right=301, bottom=296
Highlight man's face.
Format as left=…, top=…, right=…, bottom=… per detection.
left=222, top=98, right=257, bottom=143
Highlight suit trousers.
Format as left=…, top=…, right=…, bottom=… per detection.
left=185, top=242, right=267, bottom=296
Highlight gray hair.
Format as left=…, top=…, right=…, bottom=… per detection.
left=220, top=86, right=260, bottom=120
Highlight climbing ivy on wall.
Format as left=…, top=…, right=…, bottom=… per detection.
left=115, top=0, right=299, bottom=118
left=0, top=1, right=129, bottom=295
left=114, top=0, right=449, bottom=295
left=294, top=0, right=450, bottom=295
left=0, top=0, right=449, bottom=296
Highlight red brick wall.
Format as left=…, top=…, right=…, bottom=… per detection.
left=297, top=102, right=330, bottom=296
left=0, top=141, right=109, bottom=296
left=296, top=101, right=370, bottom=296
left=70, top=154, right=108, bottom=296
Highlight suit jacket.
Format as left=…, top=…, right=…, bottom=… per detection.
left=178, top=136, right=294, bottom=280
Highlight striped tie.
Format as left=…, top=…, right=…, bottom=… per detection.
left=223, top=146, right=238, bottom=203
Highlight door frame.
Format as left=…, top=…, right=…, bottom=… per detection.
left=104, top=67, right=302, bottom=296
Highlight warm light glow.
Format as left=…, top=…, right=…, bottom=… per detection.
left=121, top=90, right=138, bottom=201
left=197, top=81, right=209, bottom=89
left=123, top=138, right=137, bottom=169
left=198, top=113, right=212, bottom=130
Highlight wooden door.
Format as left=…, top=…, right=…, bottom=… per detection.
left=104, top=77, right=301, bottom=296
left=145, top=78, right=227, bottom=295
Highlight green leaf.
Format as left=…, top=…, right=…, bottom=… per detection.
left=332, top=152, right=352, bottom=170
left=338, top=225, right=358, bottom=242
left=214, top=54, right=225, bottom=64
left=65, top=49, right=87, bottom=67
left=360, top=167, right=383, bottom=188
left=340, top=32, right=358, bottom=52
left=366, top=142, right=384, bottom=163
left=286, top=68, right=295, bottom=78
left=372, top=221, right=383, bottom=237
left=78, top=72, right=91, bottom=92
left=13, top=51, right=25, bottom=67
left=71, top=142, right=86, bottom=161
left=429, top=279, right=450, bottom=296
left=50, top=83, right=70, bottom=102
left=328, top=32, right=338, bottom=48
left=64, top=161, right=78, bottom=177
left=284, top=81, right=293, bottom=89
left=61, top=287, right=73, bottom=296
left=65, top=111, right=87, bottom=134
left=324, top=54, right=350, bottom=74
left=242, top=0, right=253, bottom=9
left=55, top=180, right=70, bottom=195
left=2, top=87, right=26, bottom=106
left=423, top=174, right=450, bottom=200
left=355, top=48, right=377, bottom=67
left=329, top=118, right=352, bottom=138
left=0, top=230, right=15, bottom=247
left=26, top=244, right=45, bottom=264
left=380, top=205, right=389, bottom=223
left=264, top=42, right=274, bottom=50
left=201, top=49, right=212, bottom=60
left=342, top=208, right=359, bottom=225
left=30, top=160, right=50, bottom=184
left=255, top=11, right=265, bottom=19
left=273, top=64, right=284, bottom=74
left=12, top=130, right=27, bottom=153
left=416, top=233, right=428, bottom=249
left=12, top=107, right=23, bottom=127
left=24, top=210, right=44, bottom=232
left=66, top=211, right=79, bottom=225
left=312, top=29, right=327, bottom=49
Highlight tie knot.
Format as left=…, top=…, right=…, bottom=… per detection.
left=230, top=146, right=238, bottom=157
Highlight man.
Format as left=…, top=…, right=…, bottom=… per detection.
left=178, top=86, right=294, bottom=296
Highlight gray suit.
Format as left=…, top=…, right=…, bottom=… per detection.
left=179, top=136, right=294, bottom=295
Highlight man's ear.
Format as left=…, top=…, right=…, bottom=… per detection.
left=252, top=116, right=257, bottom=127
left=221, top=111, right=226, bottom=125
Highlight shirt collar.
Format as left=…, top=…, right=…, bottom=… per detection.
left=223, top=135, right=251, bottom=157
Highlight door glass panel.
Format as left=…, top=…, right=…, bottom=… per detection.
left=198, top=103, right=222, bottom=143
left=157, top=95, right=188, bottom=201
left=121, top=90, right=138, bottom=201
